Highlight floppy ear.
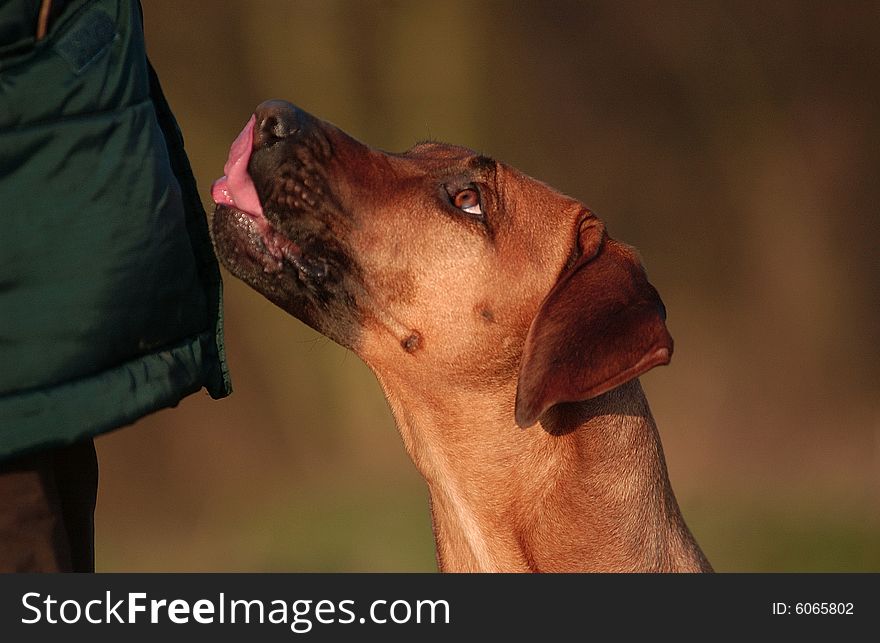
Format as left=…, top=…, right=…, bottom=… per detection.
left=514, top=216, right=673, bottom=428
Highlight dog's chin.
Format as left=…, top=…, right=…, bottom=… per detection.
left=211, top=204, right=360, bottom=348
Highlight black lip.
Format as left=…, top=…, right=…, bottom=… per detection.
left=211, top=205, right=290, bottom=274
left=211, top=202, right=360, bottom=349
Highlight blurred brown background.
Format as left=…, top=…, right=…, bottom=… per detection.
left=95, top=0, right=880, bottom=571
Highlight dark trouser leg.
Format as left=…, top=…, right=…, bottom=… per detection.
left=0, top=439, right=98, bottom=572
left=53, top=439, right=98, bottom=572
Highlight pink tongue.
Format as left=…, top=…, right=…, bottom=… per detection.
left=211, top=114, right=264, bottom=217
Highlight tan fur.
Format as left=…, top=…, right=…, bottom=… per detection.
left=348, top=152, right=711, bottom=572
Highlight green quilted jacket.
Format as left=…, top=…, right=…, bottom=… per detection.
left=0, top=0, right=231, bottom=459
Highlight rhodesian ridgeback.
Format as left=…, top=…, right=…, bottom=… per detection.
left=211, top=100, right=712, bottom=572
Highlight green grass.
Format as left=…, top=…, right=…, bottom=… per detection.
left=684, top=499, right=880, bottom=572
left=99, top=481, right=438, bottom=572
left=237, top=484, right=438, bottom=572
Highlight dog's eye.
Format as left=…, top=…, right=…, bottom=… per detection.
left=453, top=188, right=482, bottom=216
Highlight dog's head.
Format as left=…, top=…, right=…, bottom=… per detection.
left=212, top=101, right=671, bottom=428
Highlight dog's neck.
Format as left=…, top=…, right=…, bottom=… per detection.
left=378, top=377, right=711, bottom=572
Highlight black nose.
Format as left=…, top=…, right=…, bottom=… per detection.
left=253, top=100, right=301, bottom=150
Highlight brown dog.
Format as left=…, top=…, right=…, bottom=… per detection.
left=211, top=100, right=712, bottom=572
